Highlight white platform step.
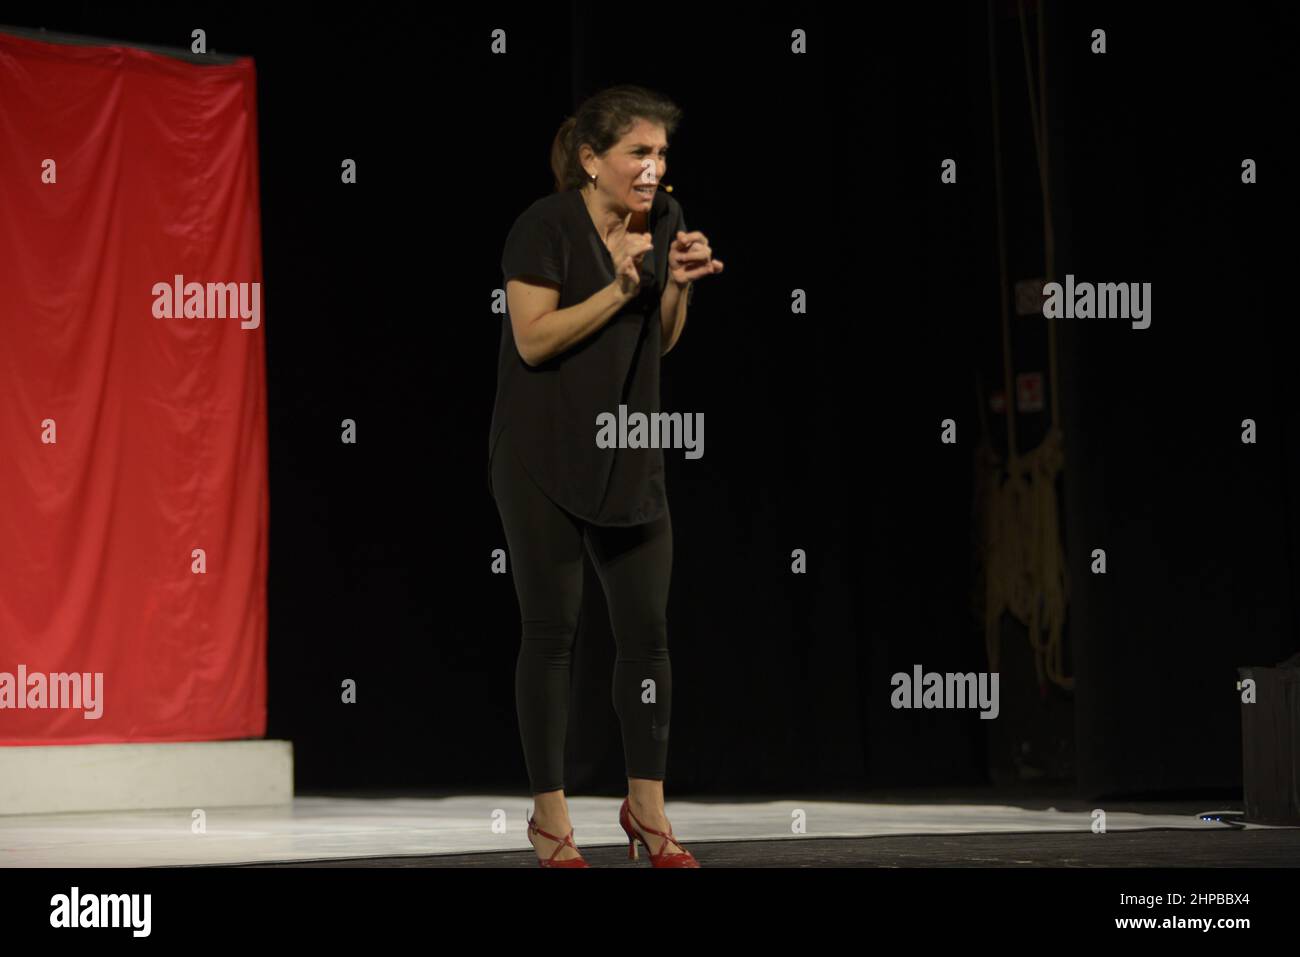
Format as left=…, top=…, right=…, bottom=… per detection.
left=0, top=740, right=293, bottom=816
left=0, top=795, right=1262, bottom=867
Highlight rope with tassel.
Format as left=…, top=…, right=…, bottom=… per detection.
left=974, top=0, right=1073, bottom=693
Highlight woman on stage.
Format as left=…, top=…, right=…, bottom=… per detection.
left=487, top=84, right=724, bottom=867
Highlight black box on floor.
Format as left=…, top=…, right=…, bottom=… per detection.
left=1238, top=656, right=1300, bottom=825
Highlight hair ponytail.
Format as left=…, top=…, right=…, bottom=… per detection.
left=549, top=116, right=579, bottom=194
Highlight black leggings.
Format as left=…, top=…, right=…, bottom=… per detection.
left=491, top=426, right=674, bottom=795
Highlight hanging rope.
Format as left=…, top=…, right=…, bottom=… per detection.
left=976, top=0, right=1073, bottom=693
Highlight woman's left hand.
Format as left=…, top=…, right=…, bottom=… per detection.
left=668, top=231, right=724, bottom=287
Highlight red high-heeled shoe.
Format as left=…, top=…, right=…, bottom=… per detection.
left=619, top=798, right=700, bottom=867
left=526, top=813, right=589, bottom=867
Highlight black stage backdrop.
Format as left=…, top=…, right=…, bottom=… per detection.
left=5, top=1, right=1296, bottom=800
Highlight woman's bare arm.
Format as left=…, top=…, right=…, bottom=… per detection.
left=507, top=277, right=631, bottom=367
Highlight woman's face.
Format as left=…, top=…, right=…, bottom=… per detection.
left=586, top=118, right=668, bottom=212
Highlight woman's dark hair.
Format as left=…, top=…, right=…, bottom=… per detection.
left=550, top=84, right=682, bottom=193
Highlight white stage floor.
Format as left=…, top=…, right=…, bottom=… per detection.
left=0, top=795, right=1265, bottom=867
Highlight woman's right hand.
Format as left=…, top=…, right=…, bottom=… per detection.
left=608, top=229, right=655, bottom=301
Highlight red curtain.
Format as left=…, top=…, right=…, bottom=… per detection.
left=0, top=31, right=268, bottom=744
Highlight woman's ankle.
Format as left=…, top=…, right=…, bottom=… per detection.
left=530, top=798, right=571, bottom=829
left=627, top=778, right=666, bottom=815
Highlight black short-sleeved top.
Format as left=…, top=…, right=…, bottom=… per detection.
left=488, top=186, right=687, bottom=526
